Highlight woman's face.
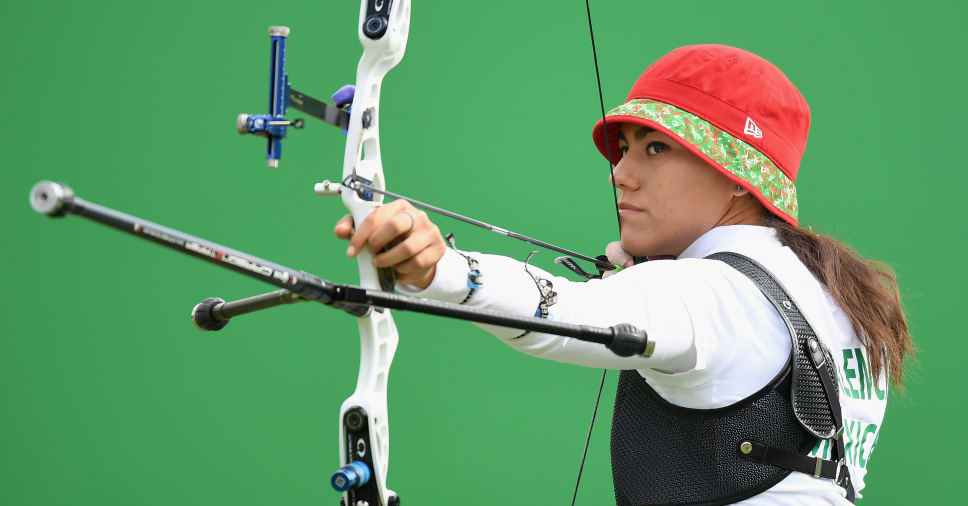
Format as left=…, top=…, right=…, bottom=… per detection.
left=612, top=122, right=747, bottom=257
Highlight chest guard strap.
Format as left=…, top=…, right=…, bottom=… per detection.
left=609, top=252, right=854, bottom=505
left=707, top=252, right=853, bottom=501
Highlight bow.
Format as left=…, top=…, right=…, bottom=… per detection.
left=331, top=3, right=620, bottom=504
left=328, top=1, right=410, bottom=505
left=294, top=2, right=621, bottom=503
left=288, top=2, right=622, bottom=504
left=329, top=2, right=622, bottom=503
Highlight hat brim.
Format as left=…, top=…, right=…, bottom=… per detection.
left=592, top=99, right=799, bottom=227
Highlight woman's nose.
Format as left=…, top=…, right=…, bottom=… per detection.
left=610, top=158, right=636, bottom=190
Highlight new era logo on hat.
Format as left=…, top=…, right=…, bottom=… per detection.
left=744, top=117, right=763, bottom=139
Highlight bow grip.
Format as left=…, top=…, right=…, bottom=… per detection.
left=606, top=323, right=652, bottom=357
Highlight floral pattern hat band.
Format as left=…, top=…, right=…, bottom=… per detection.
left=592, top=44, right=811, bottom=226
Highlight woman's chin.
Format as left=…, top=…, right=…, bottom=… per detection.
left=619, top=237, right=658, bottom=258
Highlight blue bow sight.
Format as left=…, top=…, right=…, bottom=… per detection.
left=237, top=26, right=353, bottom=168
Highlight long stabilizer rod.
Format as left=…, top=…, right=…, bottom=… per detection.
left=29, top=181, right=651, bottom=357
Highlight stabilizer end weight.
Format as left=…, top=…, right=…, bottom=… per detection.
left=192, top=297, right=229, bottom=331
left=30, top=181, right=74, bottom=217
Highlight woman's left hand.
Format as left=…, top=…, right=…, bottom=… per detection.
left=334, top=199, right=447, bottom=289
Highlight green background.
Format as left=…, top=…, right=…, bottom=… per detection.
left=2, top=0, right=964, bottom=504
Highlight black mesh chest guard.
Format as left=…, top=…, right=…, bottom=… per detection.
left=609, top=252, right=853, bottom=505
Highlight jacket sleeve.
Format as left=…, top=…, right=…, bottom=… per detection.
left=399, top=248, right=751, bottom=374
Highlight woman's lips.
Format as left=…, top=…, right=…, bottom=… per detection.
left=618, top=203, right=642, bottom=215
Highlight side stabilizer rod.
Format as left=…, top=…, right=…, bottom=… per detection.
left=192, top=289, right=307, bottom=331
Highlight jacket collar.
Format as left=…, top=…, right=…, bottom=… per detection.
left=678, top=225, right=779, bottom=260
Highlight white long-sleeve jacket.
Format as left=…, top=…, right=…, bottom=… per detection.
left=403, top=225, right=887, bottom=504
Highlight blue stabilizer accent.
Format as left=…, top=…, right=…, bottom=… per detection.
left=359, top=179, right=375, bottom=201
left=331, top=461, right=372, bottom=492
left=333, top=85, right=353, bottom=135
left=332, top=84, right=356, bottom=108
left=467, top=270, right=483, bottom=290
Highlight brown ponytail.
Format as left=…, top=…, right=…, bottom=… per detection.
left=762, top=213, right=914, bottom=389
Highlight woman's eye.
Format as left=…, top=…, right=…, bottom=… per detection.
left=619, top=145, right=629, bottom=154
left=646, top=142, right=668, bottom=155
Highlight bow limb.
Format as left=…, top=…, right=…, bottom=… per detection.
left=335, top=2, right=411, bottom=506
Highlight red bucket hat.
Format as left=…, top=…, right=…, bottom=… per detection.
left=592, top=44, right=810, bottom=226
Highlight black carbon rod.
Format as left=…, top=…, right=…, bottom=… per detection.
left=334, top=284, right=615, bottom=346
left=29, top=181, right=650, bottom=356
left=29, top=181, right=343, bottom=304
left=219, top=289, right=305, bottom=319
left=191, top=289, right=307, bottom=331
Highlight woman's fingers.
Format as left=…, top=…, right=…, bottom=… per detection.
left=345, top=201, right=401, bottom=256
left=347, top=201, right=427, bottom=255
left=603, top=240, right=634, bottom=278
left=366, top=207, right=424, bottom=254
left=395, top=244, right=445, bottom=287
left=372, top=225, right=440, bottom=268
left=605, top=240, right=634, bottom=268
left=334, top=199, right=446, bottom=289
left=334, top=214, right=355, bottom=239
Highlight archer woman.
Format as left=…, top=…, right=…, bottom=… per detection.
left=334, top=44, right=913, bottom=504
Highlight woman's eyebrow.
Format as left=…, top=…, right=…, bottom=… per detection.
left=616, top=127, right=653, bottom=143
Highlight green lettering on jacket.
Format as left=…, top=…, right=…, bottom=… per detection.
left=854, top=347, right=870, bottom=399
left=858, top=423, right=878, bottom=467
left=842, top=349, right=861, bottom=399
